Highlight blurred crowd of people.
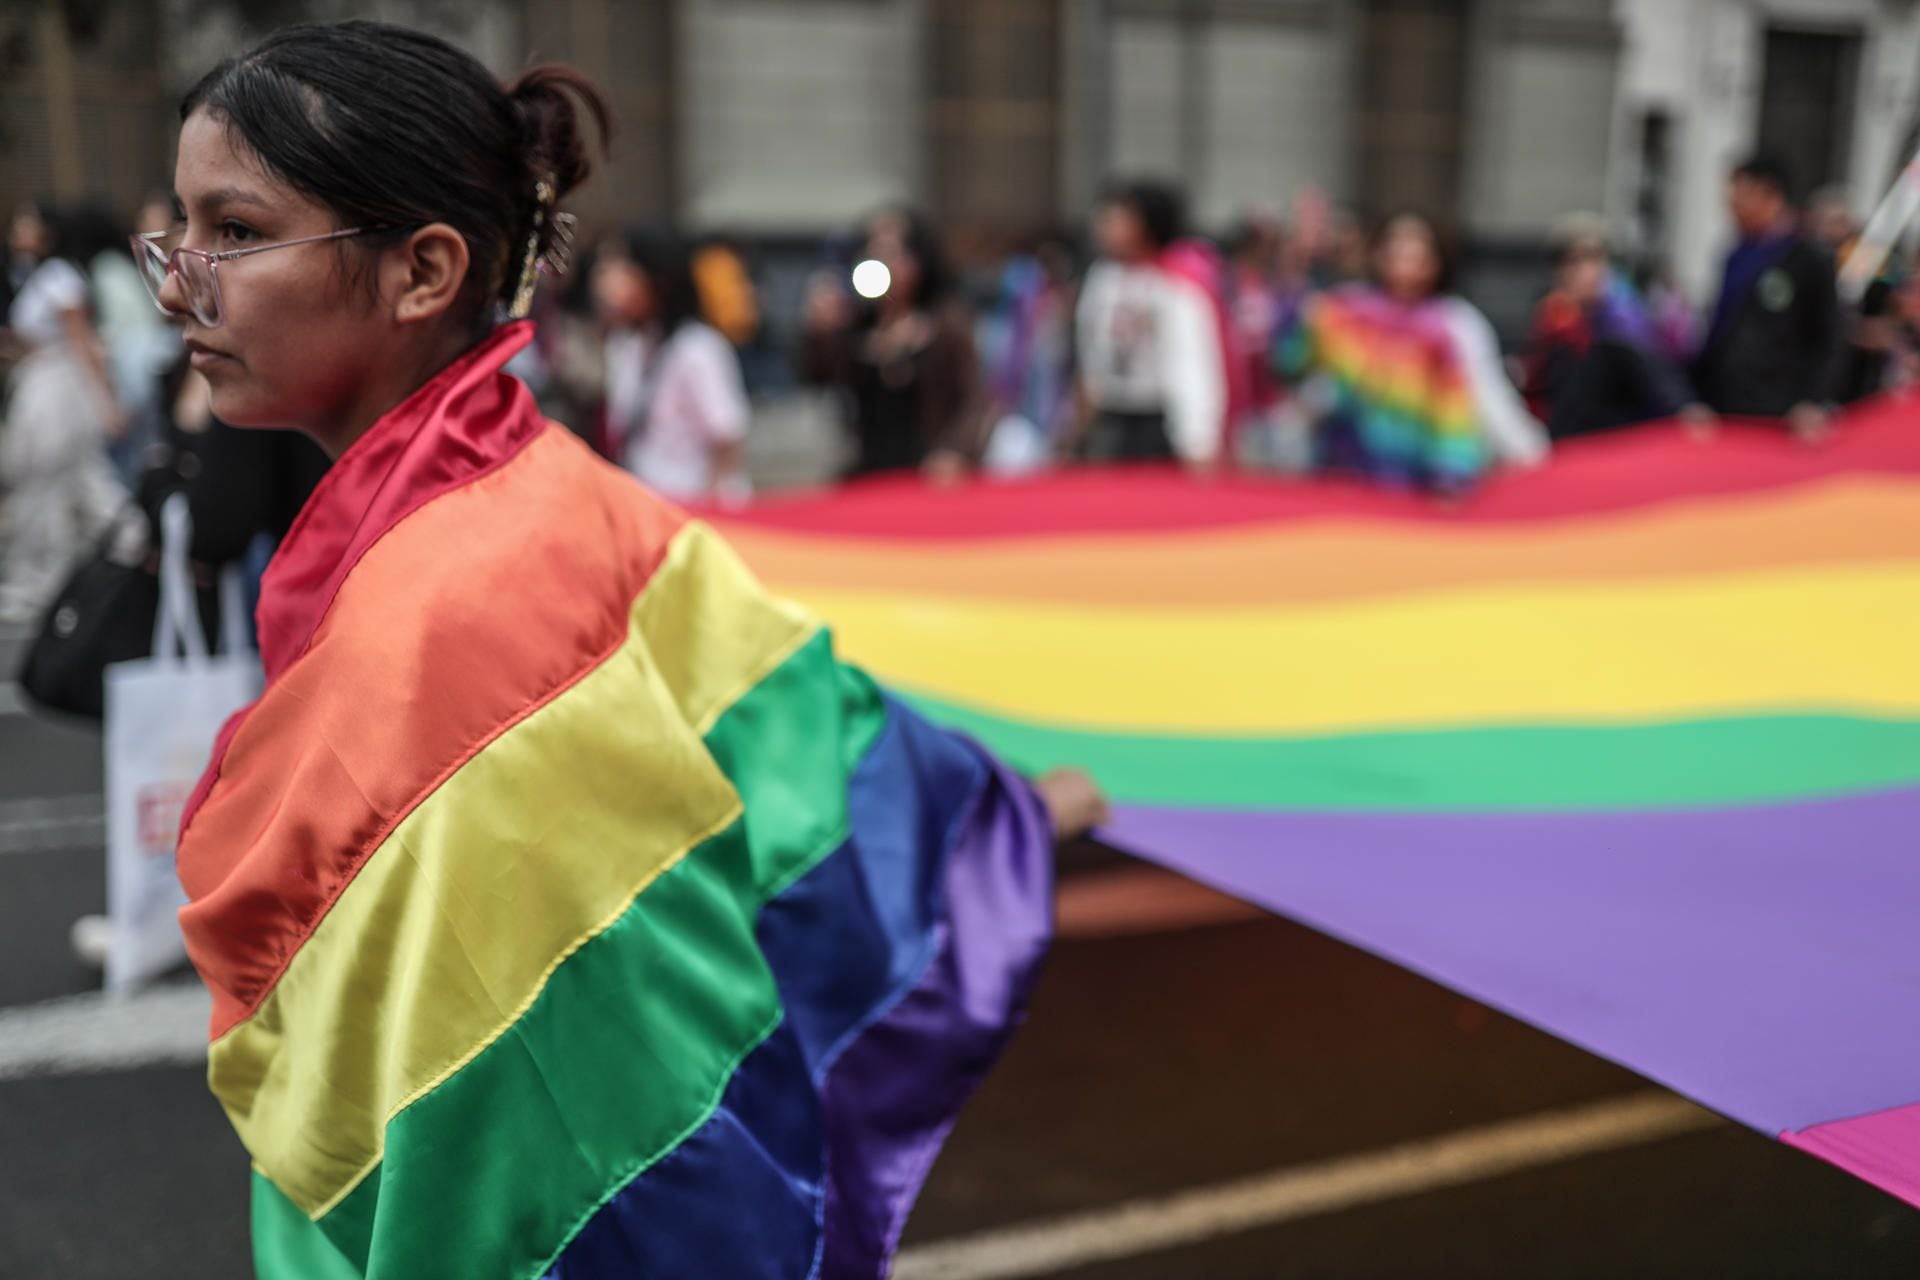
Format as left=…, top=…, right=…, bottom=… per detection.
left=523, top=146, right=1913, bottom=504
left=3, top=148, right=1915, bottom=624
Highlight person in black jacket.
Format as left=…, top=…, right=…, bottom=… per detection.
left=145, top=350, right=331, bottom=572
left=1524, top=217, right=1691, bottom=439
left=1690, top=154, right=1842, bottom=439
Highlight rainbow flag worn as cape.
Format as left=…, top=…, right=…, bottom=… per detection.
left=713, top=407, right=1920, bottom=1211
left=174, top=323, right=1053, bottom=1279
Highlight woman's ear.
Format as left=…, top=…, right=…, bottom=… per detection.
left=386, top=223, right=471, bottom=325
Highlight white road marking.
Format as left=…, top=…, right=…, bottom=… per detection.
left=0, top=682, right=27, bottom=717
left=893, top=1092, right=1719, bottom=1279
left=0, top=984, right=208, bottom=1082
left=0, top=794, right=104, bottom=855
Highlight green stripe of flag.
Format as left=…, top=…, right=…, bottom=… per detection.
left=904, top=693, right=1920, bottom=812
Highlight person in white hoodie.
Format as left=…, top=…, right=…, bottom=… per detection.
left=1071, top=180, right=1228, bottom=467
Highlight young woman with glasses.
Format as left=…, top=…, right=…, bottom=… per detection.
left=159, top=20, right=1103, bottom=1279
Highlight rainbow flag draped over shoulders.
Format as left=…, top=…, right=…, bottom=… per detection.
left=712, top=409, right=1920, bottom=1210
left=174, top=322, right=1053, bottom=1279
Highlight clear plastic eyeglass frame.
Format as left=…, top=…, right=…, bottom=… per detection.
left=130, top=225, right=381, bottom=328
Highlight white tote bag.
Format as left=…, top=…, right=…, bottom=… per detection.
left=101, top=494, right=261, bottom=993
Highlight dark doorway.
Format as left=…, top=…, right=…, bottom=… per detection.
left=1356, top=0, right=1471, bottom=222
left=1632, top=109, right=1674, bottom=265
left=927, top=0, right=1063, bottom=254
left=1757, top=27, right=1862, bottom=197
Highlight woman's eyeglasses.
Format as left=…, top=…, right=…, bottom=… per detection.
left=131, top=225, right=382, bottom=328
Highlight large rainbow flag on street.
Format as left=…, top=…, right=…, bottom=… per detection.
left=173, top=324, right=1054, bottom=1278
left=713, top=404, right=1920, bottom=1212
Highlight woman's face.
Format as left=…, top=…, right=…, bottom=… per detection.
left=863, top=226, right=921, bottom=304
left=1377, top=217, right=1441, bottom=301
left=1330, top=215, right=1369, bottom=275
left=591, top=247, right=654, bottom=326
left=1095, top=204, right=1149, bottom=263
left=1728, top=175, right=1782, bottom=238
left=9, top=206, right=51, bottom=260
left=169, top=109, right=391, bottom=433
left=1559, top=248, right=1608, bottom=304
left=1236, top=225, right=1278, bottom=272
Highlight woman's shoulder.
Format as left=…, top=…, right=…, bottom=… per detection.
left=23, top=256, right=88, bottom=303
left=661, top=321, right=746, bottom=383
left=304, top=425, right=683, bottom=663
left=1783, top=235, right=1835, bottom=271
left=1436, top=294, right=1498, bottom=341
left=667, top=320, right=735, bottom=360
left=35, top=254, right=87, bottom=285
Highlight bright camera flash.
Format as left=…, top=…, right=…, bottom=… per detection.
left=851, top=258, right=892, bottom=300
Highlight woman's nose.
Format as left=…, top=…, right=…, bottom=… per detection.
left=155, top=259, right=191, bottom=317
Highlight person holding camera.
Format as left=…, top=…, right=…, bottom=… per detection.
left=800, top=208, right=983, bottom=483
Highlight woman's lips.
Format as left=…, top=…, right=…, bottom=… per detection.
left=185, top=339, right=233, bottom=369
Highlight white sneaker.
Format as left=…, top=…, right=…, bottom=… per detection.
left=70, top=914, right=111, bottom=969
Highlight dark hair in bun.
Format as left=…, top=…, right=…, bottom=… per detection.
left=182, top=19, right=611, bottom=326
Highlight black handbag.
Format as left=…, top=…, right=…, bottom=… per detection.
left=16, top=510, right=163, bottom=719
left=16, top=487, right=220, bottom=722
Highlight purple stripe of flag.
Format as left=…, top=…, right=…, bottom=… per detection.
left=820, top=745, right=1055, bottom=1275
left=1105, top=789, right=1920, bottom=1155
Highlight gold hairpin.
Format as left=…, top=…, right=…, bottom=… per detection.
left=508, top=178, right=557, bottom=320
left=540, top=212, right=578, bottom=279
